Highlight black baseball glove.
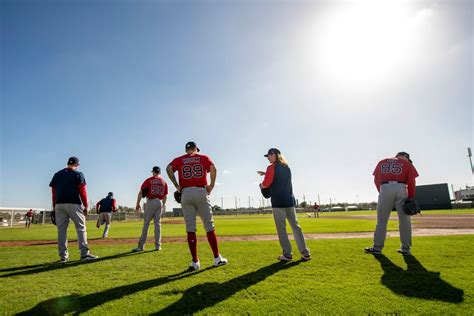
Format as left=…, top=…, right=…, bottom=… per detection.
left=51, top=210, right=57, bottom=225
left=260, top=187, right=271, bottom=199
left=174, top=190, right=182, bottom=204
left=403, top=198, right=421, bottom=216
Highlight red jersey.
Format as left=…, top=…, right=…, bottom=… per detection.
left=170, top=153, right=214, bottom=188
left=26, top=210, right=33, bottom=218
left=141, top=176, right=168, bottom=199
left=373, top=158, right=419, bottom=198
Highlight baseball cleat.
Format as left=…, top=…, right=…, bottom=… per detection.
left=132, top=247, right=144, bottom=253
left=397, top=249, right=412, bottom=256
left=80, top=253, right=98, bottom=261
left=301, top=254, right=311, bottom=261
left=213, top=255, right=228, bottom=267
left=189, top=260, right=200, bottom=271
left=364, top=247, right=382, bottom=255
left=277, top=255, right=293, bottom=262
left=154, top=247, right=162, bottom=251
left=60, top=257, right=69, bottom=263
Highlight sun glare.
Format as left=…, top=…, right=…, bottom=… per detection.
left=310, top=1, right=420, bottom=89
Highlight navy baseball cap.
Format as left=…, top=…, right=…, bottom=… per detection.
left=396, top=152, right=413, bottom=163
left=151, top=166, right=161, bottom=173
left=185, top=141, right=200, bottom=152
left=67, top=156, right=80, bottom=165
left=264, top=148, right=281, bottom=157
left=108, top=192, right=113, bottom=197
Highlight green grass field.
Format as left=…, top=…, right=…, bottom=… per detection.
left=1, top=210, right=472, bottom=314
left=0, top=215, right=397, bottom=241
left=0, top=236, right=472, bottom=315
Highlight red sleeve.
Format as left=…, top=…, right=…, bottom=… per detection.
left=261, top=164, right=275, bottom=188
left=373, top=162, right=381, bottom=192
left=78, top=184, right=88, bottom=208
left=204, top=155, right=214, bottom=172
left=112, top=199, right=117, bottom=211
left=51, top=187, right=56, bottom=207
left=96, top=202, right=100, bottom=212
left=140, top=179, right=149, bottom=190
left=406, top=165, right=419, bottom=198
left=164, top=182, right=168, bottom=195
left=170, top=158, right=180, bottom=172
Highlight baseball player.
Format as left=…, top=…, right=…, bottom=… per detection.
left=49, top=156, right=98, bottom=262
left=365, top=151, right=419, bottom=256
left=25, top=209, right=34, bottom=228
left=166, top=141, right=228, bottom=271
left=95, top=192, right=117, bottom=238
left=132, top=166, right=168, bottom=252
left=259, top=148, right=311, bottom=261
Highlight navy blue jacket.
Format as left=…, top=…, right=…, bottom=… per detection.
left=270, top=163, right=296, bottom=208
left=98, top=196, right=114, bottom=213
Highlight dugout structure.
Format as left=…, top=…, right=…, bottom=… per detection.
left=415, top=183, right=452, bottom=210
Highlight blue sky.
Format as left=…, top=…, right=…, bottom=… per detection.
left=1, top=0, right=472, bottom=210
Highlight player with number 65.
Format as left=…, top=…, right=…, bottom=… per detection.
left=365, top=152, right=419, bottom=256
left=166, top=141, right=228, bottom=271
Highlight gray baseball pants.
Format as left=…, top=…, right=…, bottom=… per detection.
left=272, top=207, right=310, bottom=257
left=181, top=187, right=215, bottom=232
left=55, top=203, right=90, bottom=259
left=138, top=198, right=163, bottom=250
left=99, top=212, right=112, bottom=237
left=373, top=182, right=411, bottom=252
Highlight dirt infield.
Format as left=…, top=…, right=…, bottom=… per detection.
left=323, top=213, right=474, bottom=229
left=1, top=228, right=473, bottom=247
left=1, top=213, right=472, bottom=247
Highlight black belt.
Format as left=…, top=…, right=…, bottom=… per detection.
left=382, top=181, right=406, bottom=185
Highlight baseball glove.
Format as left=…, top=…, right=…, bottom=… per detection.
left=51, top=210, right=57, bottom=225
left=403, top=198, right=421, bottom=216
left=260, top=187, right=271, bottom=199
left=174, top=190, right=182, bottom=204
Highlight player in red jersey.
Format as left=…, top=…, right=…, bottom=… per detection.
left=365, top=152, right=419, bottom=256
left=132, top=166, right=168, bottom=252
left=167, top=141, right=227, bottom=271
left=25, top=209, right=34, bottom=228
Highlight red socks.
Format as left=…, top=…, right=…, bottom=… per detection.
left=207, top=230, right=220, bottom=258
left=187, top=232, right=198, bottom=262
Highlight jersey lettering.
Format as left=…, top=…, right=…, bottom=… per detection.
left=182, top=164, right=204, bottom=179
left=380, top=162, right=403, bottom=175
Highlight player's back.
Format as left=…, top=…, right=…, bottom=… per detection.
left=374, top=158, right=412, bottom=183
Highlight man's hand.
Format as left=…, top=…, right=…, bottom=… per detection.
left=83, top=206, right=88, bottom=216
left=206, top=184, right=214, bottom=195
left=176, top=185, right=182, bottom=193
left=257, top=171, right=266, bottom=176
left=136, top=203, right=141, bottom=212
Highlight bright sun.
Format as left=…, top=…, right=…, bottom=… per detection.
left=309, top=1, right=423, bottom=89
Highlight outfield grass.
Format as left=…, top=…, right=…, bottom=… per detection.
left=0, top=235, right=472, bottom=315
left=0, top=216, right=399, bottom=241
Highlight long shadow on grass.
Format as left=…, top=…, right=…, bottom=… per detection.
left=153, top=260, right=302, bottom=315
left=374, top=254, right=464, bottom=303
left=16, top=268, right=210, bottom=315
left=0, top=251, right=145, bottom=277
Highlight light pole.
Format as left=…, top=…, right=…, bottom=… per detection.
left=468, top=147, right=473, bottom=174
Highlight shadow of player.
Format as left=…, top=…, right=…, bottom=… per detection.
left=373, top=254, right=464, bottom=303
left=0, top=251, right=145, bottom=278
left=153, top=260, right=302, bottom=315
left=16, top=268, right=212, bottom=315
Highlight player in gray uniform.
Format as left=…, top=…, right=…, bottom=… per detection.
left=95, top=192, right=117, bottom=238
left=167, top=141, right=227, bottom=271
left=365, top=152, right=419, bottom=256
left=49, top=156, right=98, bottom=262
